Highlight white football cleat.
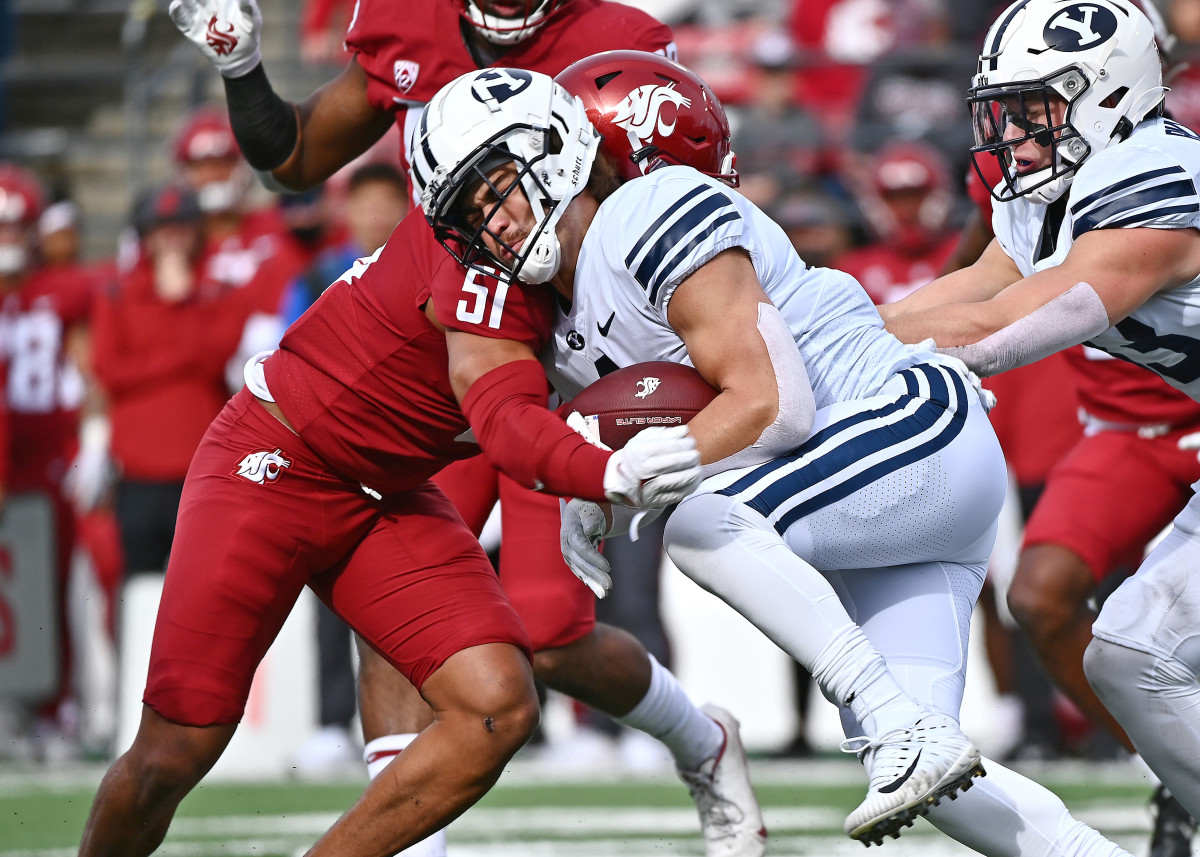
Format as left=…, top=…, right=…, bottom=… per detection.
left=843, top=711, right=985, bottom=846
left=678, top=705, right=768, bottom=857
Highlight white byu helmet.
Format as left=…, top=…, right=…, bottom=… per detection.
left=411, top=67, right=600, bottom=284
left=970, top=0, right=1165, bottom=204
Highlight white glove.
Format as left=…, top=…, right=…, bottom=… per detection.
left=63, top=415, right=114, bottom=513
left=603, top=425, right=702, bottom=508
left=560, top=498, right=611, bottom=598
left=169, top=0, right=263, bottom=78
left=910, top=337, right=997, bottom=414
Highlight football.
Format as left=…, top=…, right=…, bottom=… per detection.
left=564, top=361, right=718, bottom=450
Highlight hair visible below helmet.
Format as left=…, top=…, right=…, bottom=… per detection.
left=410, top=67, right=600, bottom=284
left=970, top=0, right=1164, bottom=204
left=555, top=50, right=738, bottom=187
left=461, top=0, right=569, bottom=45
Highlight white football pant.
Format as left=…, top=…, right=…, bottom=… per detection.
left=667, top=362, right=1131, bottom=857
left=1086, top=482, right=1200, bottom=820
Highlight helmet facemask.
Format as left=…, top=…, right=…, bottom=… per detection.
left=969, top=69, right=1091, bottom=204
left=969, top=0, right=1166, bottom=205
left=425, top=118, right=597, bottom=284
left=461, top=0, right=564, bottom=45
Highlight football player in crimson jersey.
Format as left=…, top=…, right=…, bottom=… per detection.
left=164, top=9, right=765, bottom=857
left=415, top=61, right=1143, bottom=855
left=883, top=0, right=1200, bottom=823
left=75, top=199, right=706, bottom=856
left=0, top=162, right=95, bottom=755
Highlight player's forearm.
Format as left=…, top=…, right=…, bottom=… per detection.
left=221, top=64, right=301, bottom=176
left=884, top=303, right=1000, bottom=348
left=461, top=360, right=612, bottom=501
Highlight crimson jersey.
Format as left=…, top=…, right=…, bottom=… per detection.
left=834, top=233, right=959, bottom=306
left=0, top=266, right=94, bottom=491
left=345, top=0, right=674, bottom=194
left=263, top=210, right=555, bottom=494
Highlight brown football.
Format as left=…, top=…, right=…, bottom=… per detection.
left=565, top=361, right=718, bottom=450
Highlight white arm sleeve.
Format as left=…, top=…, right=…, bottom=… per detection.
left=937, top=281, right=1111, bottom=377
left=702, top=302, right=815, bottom=477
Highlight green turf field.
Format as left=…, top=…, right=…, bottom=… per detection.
left=0, top=757, right=1157, bottom=856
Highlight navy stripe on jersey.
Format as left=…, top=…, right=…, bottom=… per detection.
left=1070, top=166, right=1186, bottom=216
left=1072, top=178, right=1199, bottom=238
left=1095, top=203, right=1200, bottom=233
left=716, top=364, right=967, bottom=535
left=624, top=185, right=708, bottom=269
left=647, top=211, right=741, bottom=305
left=626, top=187, right=741, bottom=301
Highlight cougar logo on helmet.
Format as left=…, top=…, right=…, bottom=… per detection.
left=205, top=15, right=239, bottom=56
left=1044, top=4, right=1118, bottom=51
left=613, top=84, right=691, bottom=145
left=471, top=69, right=534, bottom=106
left=235, top=449, right=291, bottom=484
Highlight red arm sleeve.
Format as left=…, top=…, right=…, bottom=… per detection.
left=460, top=359, right=611, bottom=501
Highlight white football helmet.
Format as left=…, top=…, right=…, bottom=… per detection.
left=970, top=0, right=1165, bottom=204
left=461, top=0, right=568, bottom=45
left=410, top=67, right=600, bottom=284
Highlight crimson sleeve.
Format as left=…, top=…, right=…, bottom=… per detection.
left=460, top=359, right=611, bottom=501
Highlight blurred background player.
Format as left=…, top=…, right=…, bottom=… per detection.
left=834, top=140, right=961, bottom=305
left=89, top=184, right=246, bottom=582
left=0, top=162, right=92, bottom=762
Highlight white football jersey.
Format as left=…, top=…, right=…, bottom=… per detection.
left=543, top=166, right=924, bottom=406
left=993, top=117, right=1200, bottom=399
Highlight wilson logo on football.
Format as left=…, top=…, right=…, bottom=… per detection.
left=235, top=449, right=291, bottom=485
left=205, top=15, right=239, bottom=56
left=635, top=377, right=661, bottom=399
left=613, top=84, right=691, bottom=145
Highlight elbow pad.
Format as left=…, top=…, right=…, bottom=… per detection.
left=938, top=281, right=1111, bottom=376
left=461, top=359, right=611, bottom=500
left=704, top=303, right=815, bottom=477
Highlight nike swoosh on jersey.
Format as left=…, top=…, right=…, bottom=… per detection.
left=878, top=749, right=921, bottom=794
left=597, top=312, right=616, bottom=337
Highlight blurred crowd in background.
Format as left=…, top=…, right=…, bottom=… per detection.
left=1, top=0, right=1196, bottom=774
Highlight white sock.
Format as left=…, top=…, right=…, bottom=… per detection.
left=927, top=757, right=1133, bottom=857
left=363, top=733, right=448, bottom=857
left=812, top=625, right=924, bottom=740
left=616, top=655, right=723, bottom=771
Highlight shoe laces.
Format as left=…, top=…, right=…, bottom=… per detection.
left=679, top=759, right=743, bottom=840
left=840, top=727, right=919, bottom=775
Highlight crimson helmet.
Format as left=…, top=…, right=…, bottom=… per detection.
left=0, top=163, right=45, bottom=227
left=460, top=0, right=571, bottom=45
left=172, top=106, right=240, bottom=165
left=859, top=141, right=952, bottom=252
left=555, top=50, right=738, bottom=186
